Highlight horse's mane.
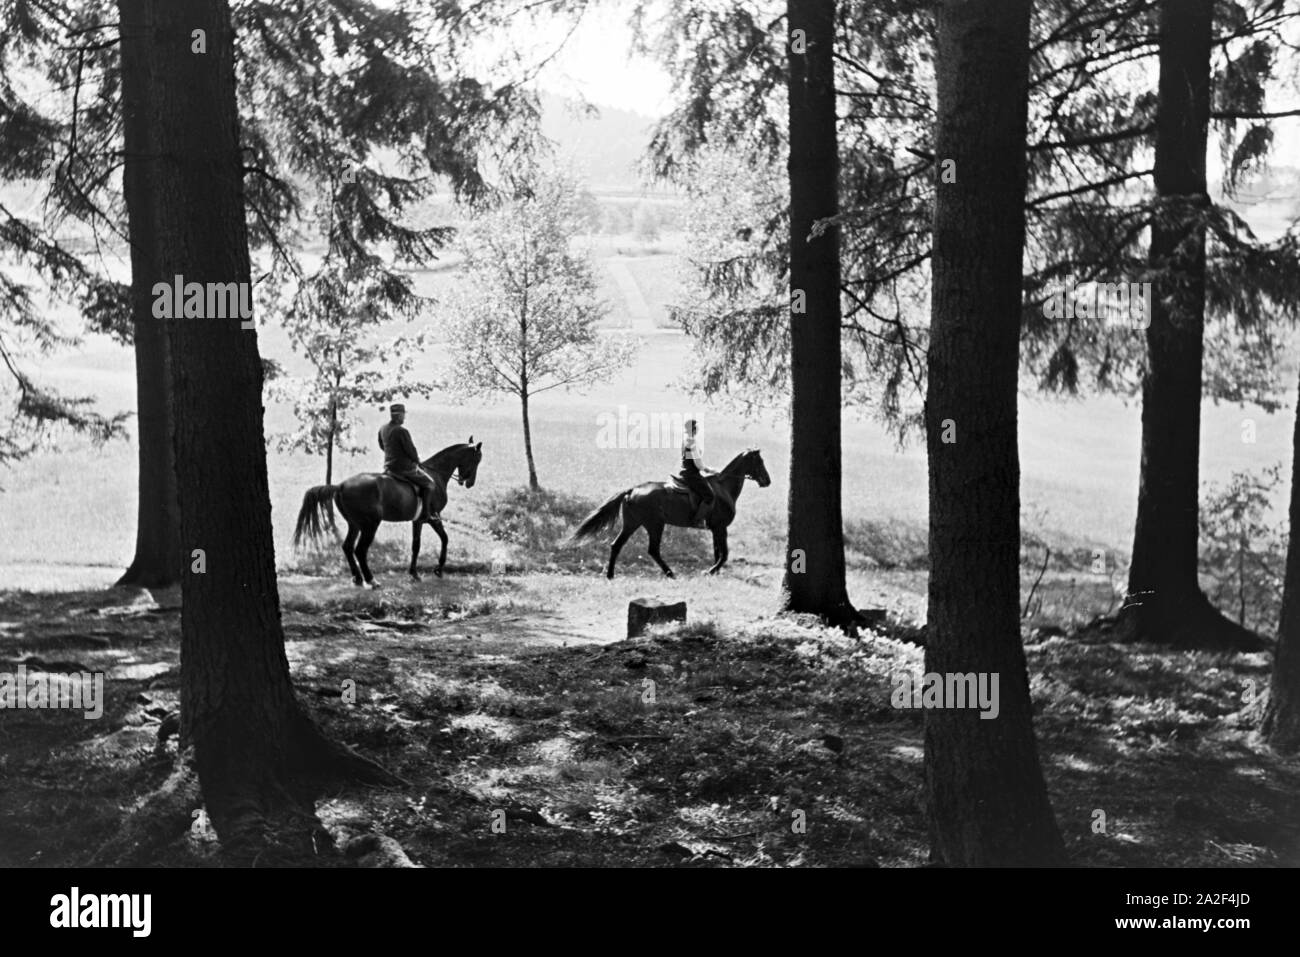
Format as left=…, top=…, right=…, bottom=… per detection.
left=719, top=447, right=760, bottom=473
left=423, top=443, right=474, bottom=470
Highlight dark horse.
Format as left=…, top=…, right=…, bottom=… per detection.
left=572, top=448, right=770, bottom=578
left=293, top=439, right=483, bottom=586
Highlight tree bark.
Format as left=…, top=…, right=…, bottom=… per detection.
left=1261, top=367, right=1300, bottom=752
left=1121, top=0, right=1263, bottom=652
left=144, top=0, right=373, bottom=855
left=780, top=0, right=857, bottom=628
left=115, top=0, right=181, bottom=590
left=521, top=388, right=540, bottom=492
left=925, top=0, right=1065, bottom=866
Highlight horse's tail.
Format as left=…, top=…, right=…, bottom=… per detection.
left=571, top=489, right=630, bottom=542
left=293, top=485, right=339, bottom=547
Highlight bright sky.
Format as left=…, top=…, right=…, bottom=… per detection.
left=514, top=4, right=675, bottom=118
left=519, top=6, right=1298, bottom=180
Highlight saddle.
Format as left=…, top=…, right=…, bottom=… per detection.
left=670, top=469, right=721, bottom=528
left=668, top=467, right=719, bottom=494
left=383, top=471, right=438, bottom=522
left=387, top=472, right=423, bottom=491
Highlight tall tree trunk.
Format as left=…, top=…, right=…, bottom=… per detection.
left=521, top=388, right=539, bottom=491
left=114, top=0, right=180, bottom=590
left=925, top=0, right=1065, bottom=866
left=780, top=0, right=857, bottom=628
left=143, top=0, right=391, bottom=854
left=1261, top=367, right=1300, bottom=752
left=1121, top=0, right=1262, bottom=652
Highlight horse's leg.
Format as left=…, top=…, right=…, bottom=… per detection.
left=343, top=522, right=362, bottom=585
left=606, top=501, right=639, bottom=579
left=431, top=519, right=448, bottom=577
left=646, top=520, right=674, bottom=579
left=708, top=526, right=729, bottom=575
left=357, top=521, right=379, bottom=588
left=606, top=521, right=637, bottom=580
left=409, top=521, right=422, bottom=581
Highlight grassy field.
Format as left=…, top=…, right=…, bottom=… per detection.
left=0, top=228, right=1295, bottom=624
left=5, top=225, right=1300, bottom=868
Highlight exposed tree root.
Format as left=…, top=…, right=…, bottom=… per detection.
left=1110, top=591, right=1269, bottom=653
left=214, top=801, right=337, bottom=867
left=88, top=755, right=202, bottom=866
left=1260, top=692, right=1300, bottom=753
left=90, top=697, right=410, bottom=866
left=338, top=832, right=421, bottom=868
left=114, top=566, right=179, bottom=590
left=782, top=595, right=867, bottom=637
left=206, top=702, right=409, bottom=863
left=290, top=701, right=411, bottom=787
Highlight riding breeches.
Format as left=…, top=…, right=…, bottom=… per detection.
left=682, top=467, right=714, bottom=504
left=390, top=467, right=435, bottom=491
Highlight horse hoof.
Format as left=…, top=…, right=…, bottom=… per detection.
left=410, top=573, right=421, bottom=582
left=664, top=571, right=675, bottom=579
left=367, top=581, right=381, bottom=590
left=353, top=578, right=364, bottom=587
left=433, top=567, right=443, bottom=578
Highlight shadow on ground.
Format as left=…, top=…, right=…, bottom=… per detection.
left=1, top=571, right=1297, bottom=867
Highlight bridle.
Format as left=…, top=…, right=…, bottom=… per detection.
left=452, top=447, right=481, bottom=486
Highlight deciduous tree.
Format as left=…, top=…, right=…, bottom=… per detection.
left=440, top=169, right=634, bottom=491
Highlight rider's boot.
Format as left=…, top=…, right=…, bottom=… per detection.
left=423, top=487, right=439, bottom=525
left=694, top=499, right=711, bottom=528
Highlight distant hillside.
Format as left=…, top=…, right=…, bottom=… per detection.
left=537, top=92, right=668, bottom=196
left=1222, top=166, right=1300, bottom=241
left=1230, top=165, right=1300, bottom=201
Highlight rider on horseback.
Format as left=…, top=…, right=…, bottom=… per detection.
left=680, top=417, right=714, bottom=527
left=379, top=404, right=437, bottom=524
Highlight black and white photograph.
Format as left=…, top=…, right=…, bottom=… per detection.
left=0, top=0, right=1298, bottom=928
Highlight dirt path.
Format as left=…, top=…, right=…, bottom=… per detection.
left=604, top=259, right=658, bottom=333
left=0, top=563, right=124, bottom=592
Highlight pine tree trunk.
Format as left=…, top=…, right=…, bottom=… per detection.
left=1261, top=367, right=1300, bottom=752
left=146, top=0, right=330, bottom=854
left=780, top=0, right=856, bottom=627
left=1121, top=0, right=1262, bottom=652
left=925, top=0, right=1065, bottom=866
left=114, top=0, right=181, bottom=590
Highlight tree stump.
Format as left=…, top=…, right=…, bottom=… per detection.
left=628, top=598, right=686, bottom=638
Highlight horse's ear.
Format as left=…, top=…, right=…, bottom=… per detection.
left=468, top=435, right=473, bottom=444
left=476, top=441, right=482, bottom=450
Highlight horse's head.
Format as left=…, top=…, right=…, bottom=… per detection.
left=456, top=436, right=483, bottom=488
left=743, top=448, right=771, bottom=487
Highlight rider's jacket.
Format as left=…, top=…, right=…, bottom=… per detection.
left=682, top=434, right=705, bottom=473
left=378, top=421, right=421, bottom=473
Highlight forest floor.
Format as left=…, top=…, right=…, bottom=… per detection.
left=3, top=528, right=1299, bottom=868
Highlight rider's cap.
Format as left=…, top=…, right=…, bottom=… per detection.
left=390, top=403, right=406, bottom=413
